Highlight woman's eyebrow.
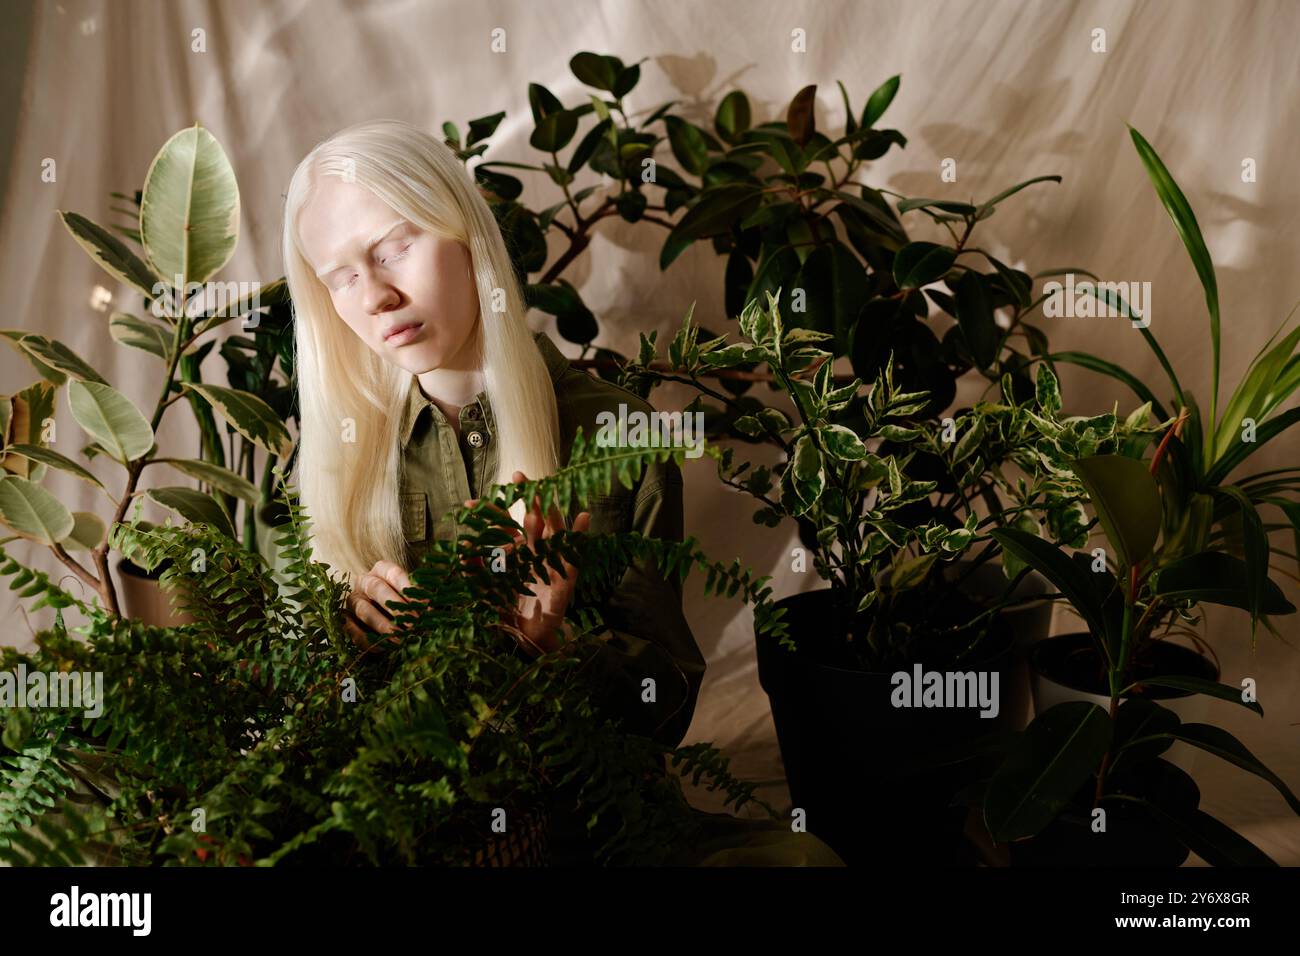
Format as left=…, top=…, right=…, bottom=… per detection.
left=314, top=219, right=409, bottom=277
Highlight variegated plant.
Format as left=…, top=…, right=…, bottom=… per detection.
left=617, top=292, right=1160, bottom=668
left=0, top=124, right=292, bottom=618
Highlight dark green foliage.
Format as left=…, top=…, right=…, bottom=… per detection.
left=0, top=433, right=779, bottom=866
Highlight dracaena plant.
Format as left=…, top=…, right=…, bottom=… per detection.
left=0, top=435, right=785, bottom=866
left=1046, top=126, right=1300, bottom=633
left=0, top=124, right=294, bottom=617
left=615, top=292, right=1160, bottom=670
left=983, top=441, right=1299, bottom=864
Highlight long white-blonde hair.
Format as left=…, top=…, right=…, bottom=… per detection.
left=281, top=119, right=560, bottom=585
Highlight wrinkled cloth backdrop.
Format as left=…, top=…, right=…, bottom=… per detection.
left=1, top=0, right=1297, bottom=863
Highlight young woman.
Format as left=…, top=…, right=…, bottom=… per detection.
left=280, top=118, right=705, bottom=750
left=279, top=119, right=843, bottom=867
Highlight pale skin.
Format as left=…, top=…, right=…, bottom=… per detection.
left=296, top=175, right=589, bottom=657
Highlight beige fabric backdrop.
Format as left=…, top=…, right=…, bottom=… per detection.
left=2, top=0, right=1297, bottom=862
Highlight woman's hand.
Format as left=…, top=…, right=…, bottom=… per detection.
left=464, top=470, right=590, bottom=658
left=343, top=559, right=413, bottom=653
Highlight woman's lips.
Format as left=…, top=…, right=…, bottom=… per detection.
left=383, top=322, right=423, bottom=346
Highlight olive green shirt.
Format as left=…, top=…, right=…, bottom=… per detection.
left=397, top=330, right=705, bottom=750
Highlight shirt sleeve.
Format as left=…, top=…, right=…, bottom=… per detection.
left=570, top=458, right=706, bottom=750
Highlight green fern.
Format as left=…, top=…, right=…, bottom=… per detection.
left=0, top=424, right=783, bottom=866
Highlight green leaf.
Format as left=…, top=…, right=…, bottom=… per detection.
left=892, top=241, right=956, bottom=289
left=1216, top=486, right=1270, bottom=628
left=146, top=486, right=236, bottom=539
left=973, top=175, right=1061, bottom=219
left=1071, top=455, right=1162, bottom=569
left=1125, top=675, right=1263, bottom=717
left=983, top=701, right=1112, bottom=841
left=569, top=52, right=621, bottom=92
left=1153, top=551, right=1295, bottom=616
left=1165, top=723, right=1300, bottom=815
left=56, top=211, right=161, bottom=299
left=3, top=445, right=105, bottom=492
left=67, top=380, right=154, bottom=464
left=109, top=312, right=172, bottom=361
left=16, top=335, right=108, bottom=385
left=1129, top=126, right=1220, bottom=426
left=953, top=270, right=998, bottom=369
left=714, top=90, right=752, bottom=144
left=819, top=424, right=866, bottom=461
left=156, top=457, right=260, bottom=504
left=140, top=123, right=240, bottom=287
left=0, top=476, right=75, bottom=545
left=860, top=74, right=900, bottom=128
left=669, top=184, right=763, bottom=240
left=1205, top=406, right=1300, bottom=485
left=181, top=383, right=293, bottom=459
left=1127, top=800, right=1276, bottom=866
left=896, top=197, right=977, bottom=215
left=1035, top=364, right=1062, bottom=415
left=889, top=550, right=939, bottom=590
left=530, top=109, right=579, bottom=153
left=1211, top=310, right=1300, bottom=464
left=991, top=527, right=1111, bottom=642
left=1046, top=353, right=1170, bottom=422
left=63, top=511, right=107, bottom=551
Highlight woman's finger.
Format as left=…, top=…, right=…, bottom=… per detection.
left=344, top=613, right=388, bottom=653
left=360, top=573, right=406, bottom=616
left=372, top=560, right=412, bottom=594
left=352, top=597, right=395, bottom=635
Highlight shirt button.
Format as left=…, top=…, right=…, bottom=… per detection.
left=467, top=430, right=485, bottom=448
left=466, top=405, right=482, bottom=420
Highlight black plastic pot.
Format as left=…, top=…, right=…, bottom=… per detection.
left=1011, top=632, right=1219, bottom=866
left=755, top=587, right=1019, bottom=866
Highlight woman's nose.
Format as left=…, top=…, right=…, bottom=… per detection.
left=362, top=274, right=400, bottom=315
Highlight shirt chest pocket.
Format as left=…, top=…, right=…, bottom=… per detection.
left=401, top=491, right=429, bottom=543
left=582, top=494, right=629, bottom=535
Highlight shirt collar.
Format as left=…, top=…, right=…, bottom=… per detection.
left=399, top=329, right=570, bottom=449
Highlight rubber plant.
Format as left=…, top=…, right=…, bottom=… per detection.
left=0, top=431, right=790, bottom=866
left=983, top=442, right=1298, bottom=864
left=0, top=124, right=293, bottom=617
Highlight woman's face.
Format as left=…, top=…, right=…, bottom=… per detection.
left=297, top=176, right=480, bottom=375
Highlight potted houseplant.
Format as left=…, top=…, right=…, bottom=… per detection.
left=0, top=123, right=293, bottom=626
left=986, top=448, right=1298, bottom=865
left=614, top=290, right=1161, bottom=866
left=0, top=434, right=838, bottom=866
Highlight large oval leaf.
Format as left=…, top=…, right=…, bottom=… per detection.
left=156, top=457, right=259, bottom=503
left=983, top=701, right=1112, bottom=842
left=182, top=383, right=292, bottom=459
left=0, top=475, right=75, bottom=545
left=1153, top=551, right=1295, bottom=615
left=3, top=444, right=105, bottom=491
left=140, top=124, right=240, bottom=288
left=1072, top=455, right=1162, bottom=569
left=892, top=241, right=955, bottom=289
left=109, top=312, right=172, bottom=361
left=57, top=211, right=161, bottom=299
left=64, top=511, right=107, bottom=551
left=18, top=334, right=108, bottom=385
left=67, top=380, right=154, bottom=464
left=146, top=486, right=236, bottom=539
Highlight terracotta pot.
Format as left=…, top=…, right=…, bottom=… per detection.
left=114, top=556, right=196, bottom=627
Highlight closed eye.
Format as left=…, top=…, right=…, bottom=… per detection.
left=381, top=244, right=411, bottom=266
